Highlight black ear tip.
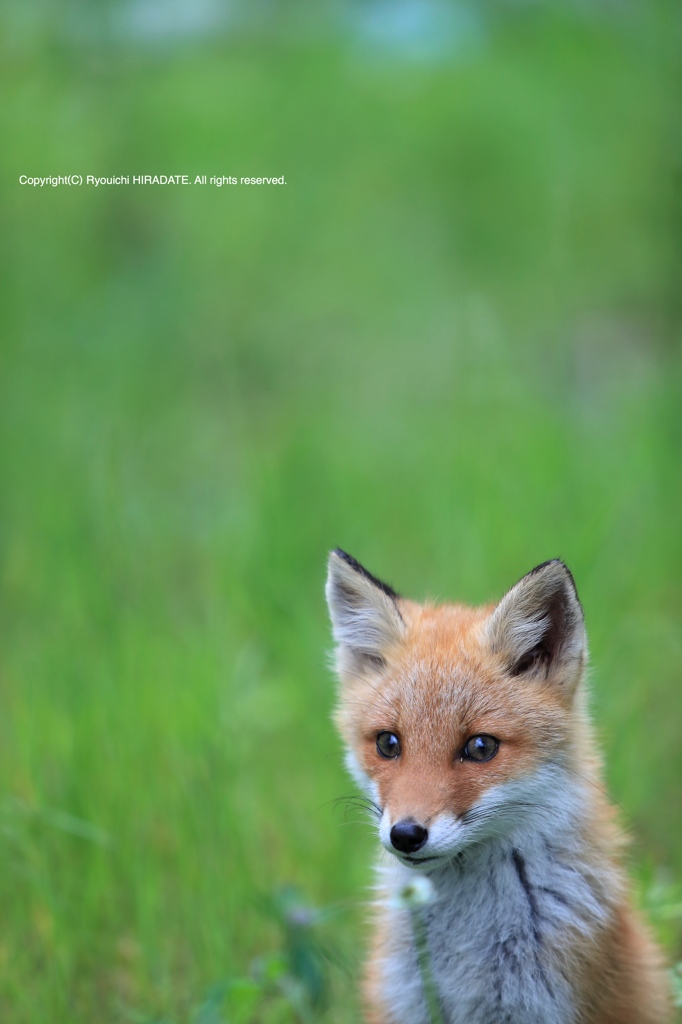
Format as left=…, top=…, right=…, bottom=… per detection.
left=526, top=559, right=581, bottom=603
left=528, top=557, right=566, bottom=574
left=528, top=558, right=572, bottom=578
left=327, top=549, right=400, bottom=601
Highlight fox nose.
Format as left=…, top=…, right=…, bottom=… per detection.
left=390, top=820, right=428, bottom=854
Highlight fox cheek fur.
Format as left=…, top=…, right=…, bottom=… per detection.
left=325, top=549, right=672, bottom=1024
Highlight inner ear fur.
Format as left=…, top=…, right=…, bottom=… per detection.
left=325, top=549, right=405, bottom=673
left=484, top=560, right=586, bottom=694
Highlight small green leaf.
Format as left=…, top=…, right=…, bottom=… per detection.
left=669, top=963, right=682, bottom=1009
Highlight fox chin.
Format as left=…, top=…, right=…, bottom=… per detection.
left=326, top=549, right=672, bottom=1024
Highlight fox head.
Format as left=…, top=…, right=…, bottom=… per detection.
left=325, top=550, right=588, bottom=869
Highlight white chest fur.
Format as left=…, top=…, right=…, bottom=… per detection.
left=375, top=825, right=612, bottom=1024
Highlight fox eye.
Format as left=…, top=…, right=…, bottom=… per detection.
left=463, top=735, right=498, bottom=762
left=376, top=732, right=401, bottom=759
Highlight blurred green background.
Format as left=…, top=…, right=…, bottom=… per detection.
left=1, top=1, right=681, bottom=1020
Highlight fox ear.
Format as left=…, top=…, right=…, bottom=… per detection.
left=484, top=560, right=586, bottom=696
left=326, top=549, right=406, bottom=673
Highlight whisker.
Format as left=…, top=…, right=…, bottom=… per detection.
left=324, top=794, right=383, bottom=825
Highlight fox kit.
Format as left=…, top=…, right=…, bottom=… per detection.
left=325, top=550, right=671, bottom=1024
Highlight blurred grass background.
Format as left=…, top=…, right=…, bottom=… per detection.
left=1, top=0, right=681, bottom=1020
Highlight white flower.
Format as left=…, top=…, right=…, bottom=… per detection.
left=390, top=875, right=437, bottom=910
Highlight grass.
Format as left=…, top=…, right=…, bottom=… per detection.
left=1, top=3, right=681, bottom=1020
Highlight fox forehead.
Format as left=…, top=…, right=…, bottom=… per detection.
left=389, top=599, right=498, bottom=709
left=340, top=599, right=567, bottom=740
